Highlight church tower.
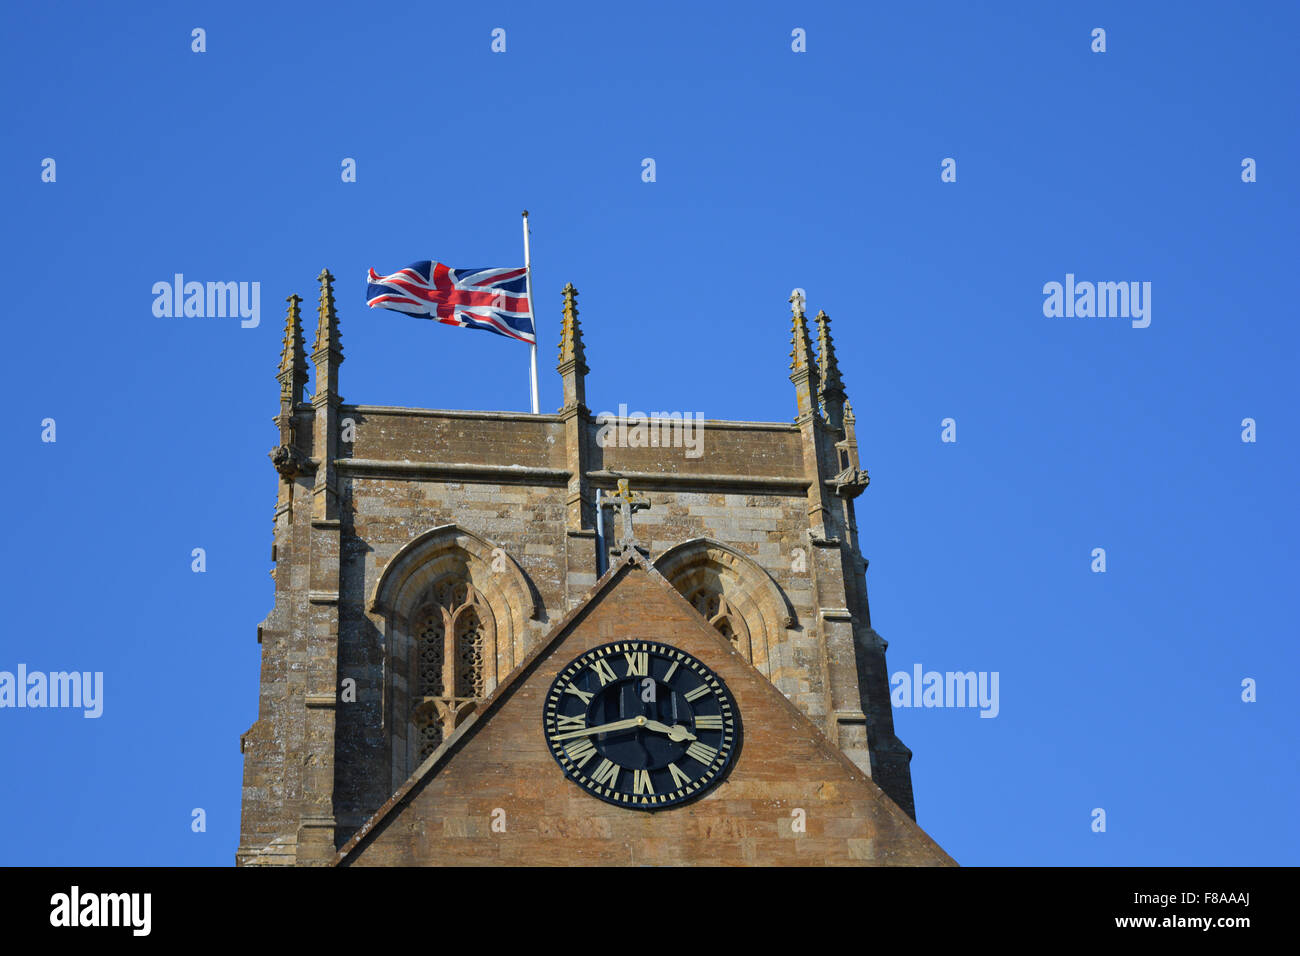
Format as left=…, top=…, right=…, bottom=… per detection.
left=236, top=274, right=952, bottom=866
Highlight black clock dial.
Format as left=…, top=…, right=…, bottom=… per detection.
left=542, top=641, right=739, bottom=809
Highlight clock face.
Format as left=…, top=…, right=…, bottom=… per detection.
left=542, top=641, right=739, bottom=809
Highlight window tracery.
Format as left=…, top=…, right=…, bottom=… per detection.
left=410, top=580, right=494, bottom=763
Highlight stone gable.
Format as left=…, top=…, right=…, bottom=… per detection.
left=336, top=555, right=953, bottom=866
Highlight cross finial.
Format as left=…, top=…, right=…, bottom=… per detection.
left=599, top=479, right=652, bottom=557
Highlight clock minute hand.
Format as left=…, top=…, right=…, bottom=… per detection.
left=551, top=716, right=645, bottom=741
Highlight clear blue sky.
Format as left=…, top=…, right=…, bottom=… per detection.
left=1, top=1, right=1295, bottom=866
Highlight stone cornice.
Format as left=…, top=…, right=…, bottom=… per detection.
left=586, top=469, right=809, bottom=493
left=342, top=405, right=563, bottom=423
left=337, top=458, right=571, bottom=485
left=590, top=417, right=799, bottom=433
left=339, top=406, right=799, bottom=432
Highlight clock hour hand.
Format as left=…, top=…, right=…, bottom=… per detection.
left=550, top=716, right=645, bottom=741
left=641, top=719, right=697, bottom=742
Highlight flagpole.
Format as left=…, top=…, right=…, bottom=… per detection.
left=523, top=210, right=539, bottom=414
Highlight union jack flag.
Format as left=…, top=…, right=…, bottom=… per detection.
left=365, top=261, right=535, bottom=345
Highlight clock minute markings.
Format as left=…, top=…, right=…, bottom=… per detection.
left=546, top=643, right=737, bottom=811
left=683, top=683, right=712, bottom=702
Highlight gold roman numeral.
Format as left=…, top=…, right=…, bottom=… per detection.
left=694, top=715, right=723, bottom=730
left=633, top=769, right=654, bottom=795
left=556, top=713, right=586, bottom=731
left=683, top=684, right=711, bottom=702
left=563, top=737, right=597, bottom=768
left=623, top=651, right=649, bottom=677
left=667, top=762, right=691, bottom=788
left=590, top=658, right=618, bottom=686
left=591, top=759, right=620, bottom=788
left=686, top=741, right=718, bottom=765
left=565, top=683, right=593, bottom=705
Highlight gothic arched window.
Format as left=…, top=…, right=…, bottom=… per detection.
left=370, top=525, right=541, bottom=790
left=686, top=586, right=751, bottom=660
left=410, top=580, right=495, bottom=764
left=654, top=538, right=799, bottom=679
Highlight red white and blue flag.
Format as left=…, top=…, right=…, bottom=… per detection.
left=365, top=261, right=535, bottom=345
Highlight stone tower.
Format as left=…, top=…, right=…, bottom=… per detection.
left=236, top=273, right=950, bottom=866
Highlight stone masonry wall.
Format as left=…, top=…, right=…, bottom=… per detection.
left=238, top=403, right=905, bottom=861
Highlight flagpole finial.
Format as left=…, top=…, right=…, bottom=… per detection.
left=522, top=209, right=529, bottom=218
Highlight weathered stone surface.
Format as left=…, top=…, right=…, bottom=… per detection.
left=334, top=557, right=952, bottom=867
left=236, top=279, right=936, bottom=866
